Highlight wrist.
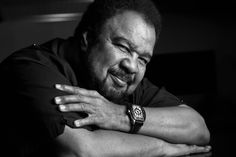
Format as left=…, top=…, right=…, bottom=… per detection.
left=113, top=104, right=130, bottom=132
left=126, top=103, right=146, bottom=134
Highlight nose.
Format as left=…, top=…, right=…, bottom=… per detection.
left=120, top=57, right=138, bottom=74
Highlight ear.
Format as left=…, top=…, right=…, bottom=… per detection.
left=81, top=31, right=89, bottom=51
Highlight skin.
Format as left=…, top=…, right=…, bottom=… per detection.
left=83, top=10, right=155, bottom=103
left=55, top=11, right=211, bottom=156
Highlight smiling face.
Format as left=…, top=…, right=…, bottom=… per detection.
left=85, top=11, right=156, bottom=102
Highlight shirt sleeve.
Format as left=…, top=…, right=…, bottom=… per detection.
left=0, top=49, right=92, bottom=156
left=1, top=55, right=91, bottom=138
left=1, top=60, right=68, bottom=136
left=135, top=78, right=182, bottom=107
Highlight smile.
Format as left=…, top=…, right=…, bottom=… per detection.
left=110, top=74, right=127, bottom=88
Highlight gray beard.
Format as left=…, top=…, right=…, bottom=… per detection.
left=89, top=74, right=129, bottom=104
left=85, top=57, right=130, bottom=104
left=100, top=84, right=129, bottom=104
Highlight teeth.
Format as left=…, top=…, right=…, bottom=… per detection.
left=116, top=77, right=126, bottom=85
left=111, top=75, right=126, bottom=87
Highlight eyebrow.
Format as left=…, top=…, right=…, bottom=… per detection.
left=141, top=53, right=152, bottom=61
left=112, top=36, right=136, bottom=50
left=112, top=36, right=152, bottom=60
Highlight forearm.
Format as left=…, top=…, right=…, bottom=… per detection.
left=56, top=126, right=164, bottom=157
left=54, top=85, right=210, bottom=145
left=140, top=105, right=210, bottom=145
left=91, top=129, right=164, bottom=157
left=56, top=126, right=210, bottom=157
left=115, top=104, right=210, bottom=145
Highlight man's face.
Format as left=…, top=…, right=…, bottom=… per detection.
left=86, top=11, right=156, bottom=102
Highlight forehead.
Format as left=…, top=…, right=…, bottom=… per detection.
left=102, top=11, right=156, bottom=55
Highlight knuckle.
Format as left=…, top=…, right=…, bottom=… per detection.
left=91, top=90, right=99, bottom=96
left=67, top=96, right=75, bottom=102
left=95, top=98, right=102, bottom=105
left=74, top=87, right=81, bottom=94
left=90, top=105, right=96, bottom=112
left=79, top=94, right=85, bottom=101
left=191, top=145, right=197, bottom=150
left=64, top=85, right=72, bottom=91
left=94, top=98, right=99, bottom=104
left=76, top=94, right=81, bottom=99
left=89, top=116, right=97, bottom=124
left=80, top=103, right=86, bottom=111
left=60, top=84, right=66, bottom=90
left=59, top=96, right=65, bottom=103
left=79, top=119, right=86, bottom=126
left=66, top=104, right=72, bottom=110
left=69, top=103, right=79, bottom=110
left=63, top=96, right=69, bottom=102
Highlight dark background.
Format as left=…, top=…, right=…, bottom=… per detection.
left=0, top=0, right=235, bottom=156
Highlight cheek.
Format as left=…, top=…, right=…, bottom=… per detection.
left=91, top=45, right=119, bottom=74
left=99, top=44, right=121, bottom=68
left=128, top=68, right=145, bottom=94
left=133, top=66, right=146, bottom=86
left=137, top=65, right=146, bottom=79
left=102, top=51, right=116, bottom=67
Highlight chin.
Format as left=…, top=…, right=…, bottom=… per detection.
left=94, top=76, right=135, bottom=103
left=100, top=84, right=129, bottom=103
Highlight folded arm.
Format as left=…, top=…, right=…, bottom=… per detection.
left=56, top=126, right=210, bottom=157
left=55, top=84, right=210, bottom=145
left=1, top=57, right=210, bottom=157
left=141, top=105, right=210, bottom=145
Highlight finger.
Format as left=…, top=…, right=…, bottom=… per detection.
left=58, top=103, right=93, bottom=113
left=181, top=145, right=211, bottom=156
left=74, top=116, right=96, bottom=127
left=55, top=84, right=99, bottom=97
left=189, top=145, right=211, bottom=154
left=55, top=94, right=92, bottom=104
left=55, top=84, right=81, bottom=94
left=189, top=151, right=212, bottom=157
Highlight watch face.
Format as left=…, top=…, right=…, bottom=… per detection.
left=132, top=105, right=145, bottom=121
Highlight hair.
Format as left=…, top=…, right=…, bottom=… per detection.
left=74, top=0, right=162, bottom=48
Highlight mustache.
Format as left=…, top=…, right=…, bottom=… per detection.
left=108, top=68, right=133, bottom=84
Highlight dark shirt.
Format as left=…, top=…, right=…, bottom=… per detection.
left=0, top=38, right=181, bottom=157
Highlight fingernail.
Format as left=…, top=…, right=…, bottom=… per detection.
left=206, top=145, right=212, bottom=151
left=55, top=97, right=62, bottom=104
left=74, top=120, right=80, bottom=127
left=59, top=105, right=66, bottom=111
left=55, top=84, right=63, bottom=90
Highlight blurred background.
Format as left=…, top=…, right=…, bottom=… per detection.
left=0, top=0, right=235, bottom=156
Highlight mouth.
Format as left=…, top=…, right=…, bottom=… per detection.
left=110, top=74, right=128, bottom=88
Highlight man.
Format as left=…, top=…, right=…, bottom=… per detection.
left=0, top=0, right=210, bottom=156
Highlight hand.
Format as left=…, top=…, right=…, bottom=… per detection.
left=54, top=84, right=129, bottom=131
left=162, top=143, right=211, bottom=157
left=186, top=151, right=212, bottom=157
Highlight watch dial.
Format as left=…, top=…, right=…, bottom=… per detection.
left=133, top=105, right=144, bottom=120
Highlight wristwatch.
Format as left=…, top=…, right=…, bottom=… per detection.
left=126, top=103, right=146, bottom=133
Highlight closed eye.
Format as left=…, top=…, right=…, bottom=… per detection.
left=139, top=57, right=148, bottom=65
left=115, top=43, right=131, bottom=53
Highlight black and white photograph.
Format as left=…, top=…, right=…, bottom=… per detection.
left=0, top=0, right=235, bottom=156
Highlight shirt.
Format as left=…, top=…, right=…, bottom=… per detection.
left=0, top=38, right=181, bottom=157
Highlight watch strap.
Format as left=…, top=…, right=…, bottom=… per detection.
left=130, top=120, right=144, bottom=133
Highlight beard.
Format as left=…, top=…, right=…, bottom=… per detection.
left=99, top=81, right=129, bottom=103
left=87, top=66, right=133, bottom=104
